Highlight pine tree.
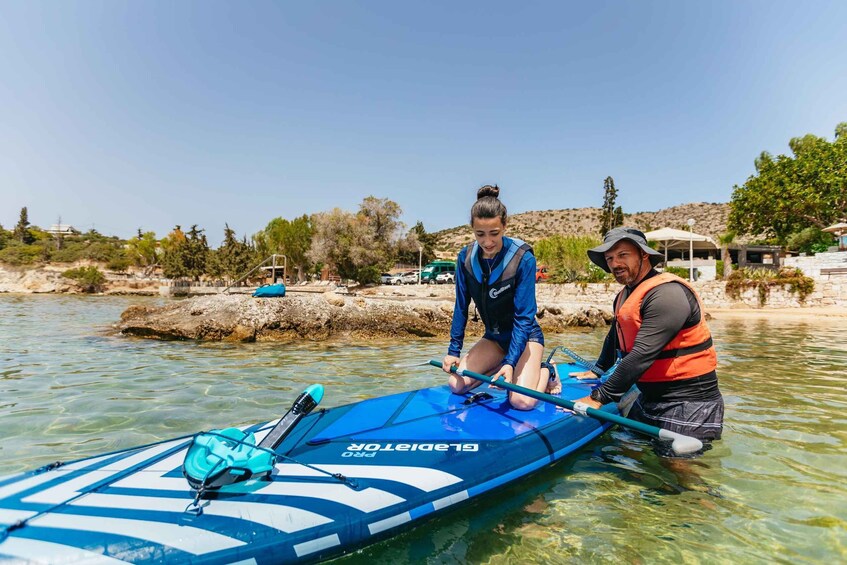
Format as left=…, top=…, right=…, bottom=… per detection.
left=212, top=224, right=254, bottom=280
left=184, top=225, right=209, bottom=280
left=161, top=225, right=188, bottom=279
left=598, top=177, right=618, bottom=235
left=14, top=207, right=35, bottom=244
left=613, top=206, right=624, bottom=229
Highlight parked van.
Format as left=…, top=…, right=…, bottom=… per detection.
left=420, top=260, right=456, bottom=284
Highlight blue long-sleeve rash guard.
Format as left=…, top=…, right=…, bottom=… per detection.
left=448, top=242, right=539, bottom=367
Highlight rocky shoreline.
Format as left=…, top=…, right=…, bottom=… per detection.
left=0, top=264, right=161, bottom=295
left=5, top=264, right=846, bottom=341
left=116, top=288, right=613, bottom=342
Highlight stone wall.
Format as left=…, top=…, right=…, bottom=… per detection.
left=2, top=262, right=846, bottom=308
left=536, top=278, right=847, bottom=309
left=784, top=251, right=847, bottom=278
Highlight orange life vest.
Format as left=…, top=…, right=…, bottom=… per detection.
left=614, top=273, right=717, bottom=382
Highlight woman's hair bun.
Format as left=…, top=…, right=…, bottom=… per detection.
left=477, top=184, right=500, bottom=200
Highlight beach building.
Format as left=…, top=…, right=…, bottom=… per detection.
left=645, top=227, right=782, bottom=281
left=645, top=227, right=719, bottom=280
left=46, top=224, right=80, bottom=236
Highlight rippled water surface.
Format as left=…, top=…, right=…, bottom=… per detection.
left=2, top=295, right=846, bottom=563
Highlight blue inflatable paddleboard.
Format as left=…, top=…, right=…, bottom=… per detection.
left=0, top=363, right=620, bottom=564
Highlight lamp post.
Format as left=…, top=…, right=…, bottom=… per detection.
left=686, top=218, right=696, bottom=282
left=418, top=246, right=423, bottom=285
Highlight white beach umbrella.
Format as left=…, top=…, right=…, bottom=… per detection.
left=644, top=227, right=718, bottom=263
left=822, top=221, right=847, bottom=234
left=822, top=221, right=847, bottom=250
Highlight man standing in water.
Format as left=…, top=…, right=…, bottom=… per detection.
left=572, top=227, right=724, bottom=455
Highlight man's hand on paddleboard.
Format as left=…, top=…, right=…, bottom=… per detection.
left=574, top=395, right=603, bottom=409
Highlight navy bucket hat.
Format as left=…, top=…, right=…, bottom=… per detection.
left=587, top=227, right=664, bottom=272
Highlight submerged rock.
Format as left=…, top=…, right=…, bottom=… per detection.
left=116, top=292, right=612, bottom=342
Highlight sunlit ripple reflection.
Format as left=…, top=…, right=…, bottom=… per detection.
left=1, top=295, right=845, bottom=563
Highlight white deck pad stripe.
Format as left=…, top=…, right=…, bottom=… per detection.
left=23, top=440, right=189, bottom=505
left=111, top=474, right=192, bottom=494
left=368, top=512, right=411, bottom=535
left=293, top=533, right=341, bottom=557
left=274, top=464, right=462, bottom=492
left=91, top=439, right=188, bottom=473
left=72, top=493, right=332, bottom=533
left=23, top=470, right=122, bottom=504
left=0, top=508, right=36, bottom=525
left=144, top=451, right=187, bottom=473
left=64, top=452, right=124, bottom=471
left=0, top=473, right=60, bottom=501
left=432, top=490, right=469, bottom=511
left=31, top=513, right=245, bottom=555
left=0, top=446, right=182, bottom=501
left=259, top=483, right=403, bottom=513
left=0, top=537, right=131, bottom=564
left=112, top=474, right=404, bottom=513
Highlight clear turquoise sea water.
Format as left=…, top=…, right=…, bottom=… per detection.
left=1, top=295, right=845, bottom=563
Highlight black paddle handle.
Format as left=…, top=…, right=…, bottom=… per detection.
left=257, top=388, right=320, bottom=449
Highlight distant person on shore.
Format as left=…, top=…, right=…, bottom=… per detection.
left=441, top=185, right=558, bottom=410
left=572, top=227, right=724, bottom=455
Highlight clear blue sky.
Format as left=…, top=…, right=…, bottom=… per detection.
left=2, top=1, right=846, bottom=245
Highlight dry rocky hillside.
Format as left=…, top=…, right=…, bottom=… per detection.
left=432, top=202, right=734, bottom=255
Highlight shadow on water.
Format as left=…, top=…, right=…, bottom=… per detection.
left=334, top=452, right=601, bottom=564
left=333, top=434, right=741, bottom=564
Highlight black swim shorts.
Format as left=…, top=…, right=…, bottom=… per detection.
left=629, top=397, right=724, bottom=442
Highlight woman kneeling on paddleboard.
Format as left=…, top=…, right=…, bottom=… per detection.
left=441, top=184, right=558, bottom=410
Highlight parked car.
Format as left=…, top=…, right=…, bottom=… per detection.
left=435, top=271, right=455, bottom=284
left=400, top=270, right=420, bottom=284
left=421, top=260, right=456, bottom=283
left=536, top=265, right=550, bottom=282
left=380, top=273, right=403, bottom=285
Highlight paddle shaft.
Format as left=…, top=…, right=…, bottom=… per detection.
left=258, top=384, right=324, bottom=449
left=429, top=360, right=703, bottom=455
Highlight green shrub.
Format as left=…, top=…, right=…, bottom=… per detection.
left=786, top=227, right=834, bottom=254
left=38, top=235, right=127, bottom=264
left=62, top=266, right=106, bottom=293
left=107, top=256, right=131, bottom=272
left=582, top=263, right=611, bottom=283
left=354, top=265, right=382, bottom=285
left=664, top=266, right=690, bottom=278
left=534, top=235, right=610, bottom=283
left=0, top=244, right=45, bottom=265
left=725, top=267, right=814, bottom=306
left=49, top=245, right=85, bottom=263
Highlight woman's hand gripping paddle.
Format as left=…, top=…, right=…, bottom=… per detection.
left=183, top=384, right=324, bottom=492
left=430, top=360, right=702, bottom=456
